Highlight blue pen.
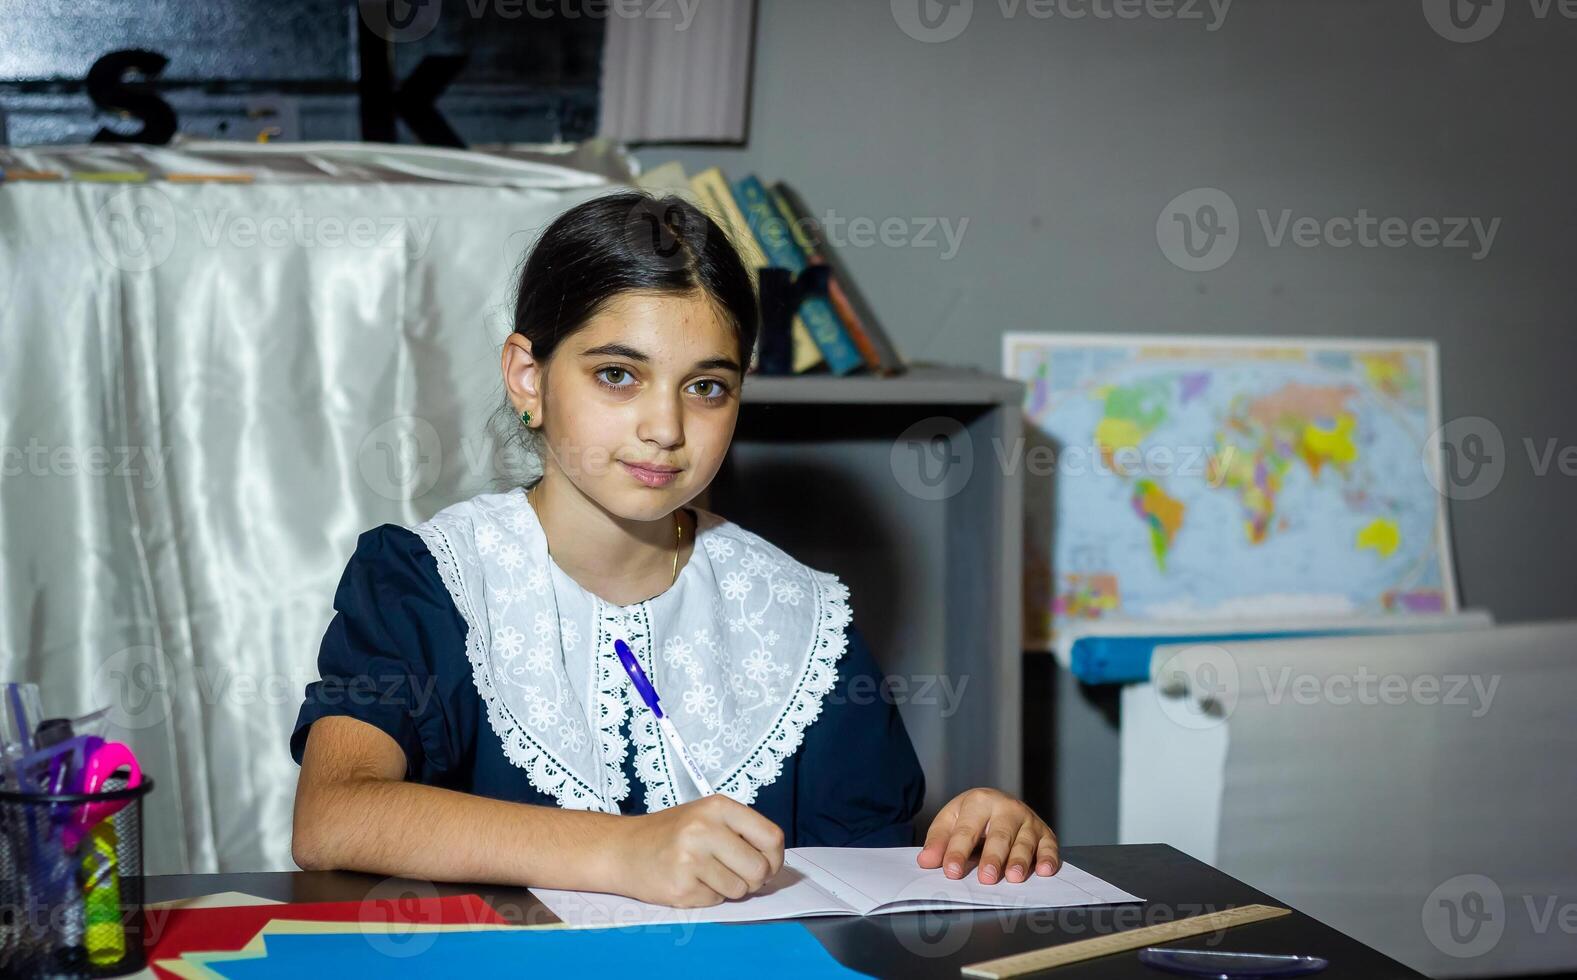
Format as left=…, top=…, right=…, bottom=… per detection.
left=613, top=639, right=715, bottom=796
left=6, top=683, right=35, bottom=760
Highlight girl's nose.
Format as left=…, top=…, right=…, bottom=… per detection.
left=637, top=393, right=685, bottom=447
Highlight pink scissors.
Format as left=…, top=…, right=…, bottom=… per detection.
left=61, top=741, right=142, bottom=850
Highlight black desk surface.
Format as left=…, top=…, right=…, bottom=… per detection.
left=146, top=843, right=1422, bottom=979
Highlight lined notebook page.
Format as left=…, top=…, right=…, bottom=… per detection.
left=788, top=847, right=1143, bottom=915
left=530, top=846, right=1141, bottom=927
left=530, top=862, right=856, bottom=927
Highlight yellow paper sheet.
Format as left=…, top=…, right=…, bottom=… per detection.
left=146, top=892, right=284, bottom=911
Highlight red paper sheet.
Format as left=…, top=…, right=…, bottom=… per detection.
left=145, top=893, right=506, bottom=979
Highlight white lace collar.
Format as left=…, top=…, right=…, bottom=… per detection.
left=408, top=487, right=851, bottom=813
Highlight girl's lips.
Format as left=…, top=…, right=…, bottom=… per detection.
left=620, top=461, right=680, bottom=487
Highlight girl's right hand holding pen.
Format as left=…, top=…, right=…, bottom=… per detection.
left=609, top=794, right=784, bottom=908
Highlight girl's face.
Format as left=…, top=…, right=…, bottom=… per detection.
left=524, top=289, right=744, bottom=522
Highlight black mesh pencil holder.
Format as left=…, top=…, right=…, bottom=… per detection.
left=0, top=776, right=154, bottom=978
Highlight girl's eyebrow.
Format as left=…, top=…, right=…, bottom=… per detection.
left=579, top=342, right=741, bottom=375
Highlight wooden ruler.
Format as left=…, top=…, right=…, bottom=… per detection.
left=960, top=903, right=1293, bottom=978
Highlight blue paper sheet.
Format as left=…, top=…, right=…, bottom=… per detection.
left=1070, top=629, right=1372, bottom=684
left=202, top=922, right=869, bottom=979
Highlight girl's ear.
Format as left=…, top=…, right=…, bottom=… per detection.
left=502, top=333, right=544, bottom=424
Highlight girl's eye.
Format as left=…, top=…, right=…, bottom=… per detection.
left=595, top=367, right=634, bottom=390
left=690, top=379, right=730, bottom=402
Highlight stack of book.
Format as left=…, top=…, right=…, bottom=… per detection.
left=654, top=164, right=907, bottom=376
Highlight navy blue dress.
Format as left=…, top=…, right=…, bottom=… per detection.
left=291, top=524, right=926, bottom=847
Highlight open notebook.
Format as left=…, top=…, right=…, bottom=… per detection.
left=531, top=846, right=1142, bottom=927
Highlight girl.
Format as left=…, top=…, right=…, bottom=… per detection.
left=289, top=192, right=1059, bottom=908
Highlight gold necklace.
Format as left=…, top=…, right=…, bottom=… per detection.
left=530, top=484, right=683, bottom=586
left=670, top=508, right=683, bottom=585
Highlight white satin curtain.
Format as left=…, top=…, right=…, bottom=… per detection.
left=598, top=0, right=756, bottom=143
left=0, top=139, right=638, bottom=873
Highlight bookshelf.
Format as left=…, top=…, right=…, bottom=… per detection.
left=740, top=365, right=1024, bottom=405
left=705, top=365, right=1025, bottom=821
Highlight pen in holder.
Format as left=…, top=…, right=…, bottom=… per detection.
left=0, top=775, right=154, bottom=978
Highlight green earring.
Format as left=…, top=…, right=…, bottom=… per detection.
left=520, top=409, right=532, bottom=427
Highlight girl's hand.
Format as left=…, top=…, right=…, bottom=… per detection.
left=917, top=787, right=1060, bottom=885
left=611, top=795, right=785, bottom=908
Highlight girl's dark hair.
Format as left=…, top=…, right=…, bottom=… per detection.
left=512, top=191, right=760, bottom=367
left=493, top=192, right=759, bottom=490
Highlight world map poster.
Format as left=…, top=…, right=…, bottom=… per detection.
left=1003, top=334, right=1458, bottom=652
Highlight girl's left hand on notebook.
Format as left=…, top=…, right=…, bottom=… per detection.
left=917, top=787, right=1060, bottom=885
